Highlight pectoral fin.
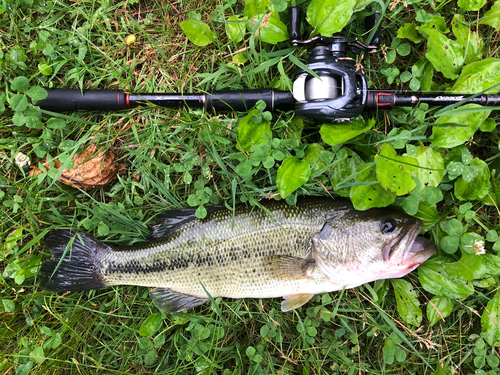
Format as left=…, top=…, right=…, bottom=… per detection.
left=264, top=255, right=316, bottom=280
left=149, top=287, right=209, bottom=313
left=281, top=293, right=314, bottom=312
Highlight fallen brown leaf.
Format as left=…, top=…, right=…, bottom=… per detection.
left=30, top=144, right=127, bottom=188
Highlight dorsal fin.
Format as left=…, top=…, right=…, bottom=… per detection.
left=149, top=206, right=224, bottom=240
left=149, top=208, right=199, bottom=240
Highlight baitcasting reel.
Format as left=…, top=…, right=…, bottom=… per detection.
left=288, top=6, right=379, bottom=121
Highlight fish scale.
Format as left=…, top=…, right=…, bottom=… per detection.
left=39, top=197, right=436, bottom=312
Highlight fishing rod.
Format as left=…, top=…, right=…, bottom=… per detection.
left=38, top=7, right=500, bottom=122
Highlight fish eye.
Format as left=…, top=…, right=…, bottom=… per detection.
left=381, top=219, right=397, bottom=234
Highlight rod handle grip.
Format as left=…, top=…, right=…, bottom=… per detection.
left=37, top=89, right=129, bottom=112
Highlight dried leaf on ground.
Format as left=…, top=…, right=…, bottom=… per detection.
left=30, top=144, right=126, bottom=188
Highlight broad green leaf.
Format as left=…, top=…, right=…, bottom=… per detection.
left=414, top=202, right=442, bottom=232
left=486, top=230, right=499, bottom=242
left=303, top=143, right=327, bottom=171
left=397, top=23, right=423, bottom=43
left=139, top=313, right=162, bottom=337
left=420, top=59, right=434, bottom=91
left=409, top=77, right=420, bottom=91
left=402, top=194, right=420, bottom=215
left=440, top=236, right=459, bottom=254
left=320, top=118, right=374, bottom=146
left=396, top=43, right=411, bottom=56
left=418, top=257, right=474, bottom=299
left=419, top=15, right=449, bottom=34
left=415, top=9, right=433, bottom=23
left=7, top=46, right=27, bottom=65
left=31, top=347, right=45, bottom=364
left=9, top=94, right=28, bottom=112
left=19, top=255, right=42, bottom=280
left=407, top=145, right=445, bottom=187
left=236, top=159, right=253, bottom=176
left=44, top=332, right=62, bottom=349
left=481, top=289, right=500, bottom=346
left=236, top=109, right=271, bottom=152
left=462, top=165, right=479, bottom=183
left=443, top=253, right=500, bottom=281
left=451, top=58, right=500, bottom=94
left=479, top=0, right=500, bottom=30
left=153, top=334, right=166, bottom=349
left=25, top=116, right=43, bottom=129
left=11, top=76, right=29, bottom=93
left=195, top=205, right=207, bottom=219
left=458, top=0, right=487, bottom=11
left=180, top=20, right=216, bottom=46
left=480, top=118, right=496, bottom=132
left=427, top=296, right=453, bottom=326
left=431, top=104, right=489, bottom=148
left=420, top=186, right=443, bottom=204
left=447, top=161, right=464, bottom=179
left=350, top=163, right=396, bottom=210
left=3, top=227, right=23, bottom=253
left=26, top=86, right=48, bottom=101
left=276, top=156, right=311, bottom=198
left=452, top=15, right=483, bottom=64
left=330, top=148, right=364, bottom=197
left=232, top=53, right=248, bottom=66
left=421, top=29, right=464, bottom=79
left=144, top=350, right=158, bottom=365
left=383, top=338, right=395, bottom=365
left=38, top=63, right=52, bottom=75
left=270, top=0, right=287, bottom=12
left=400, top=71, right=413, bottom=83
left=375, top=143, right=419, bottom=196
left=442, top=219, right=463, bottom=238
left=16, top=362, right=33, bottom=375
left=306, top=0, right=356, bottom=36
left=243, top=0, right=270, bottom=18
left=2, top=299, right=15, bottom=313
left=47, top=118, right=66, bottom=130
left=226, top=16, right=246, bottom=43
left=454, top=158, right=490, bottom=201
left=391, top=279, right=422, bottom=327
left=254, top=13, right=289, bottom=44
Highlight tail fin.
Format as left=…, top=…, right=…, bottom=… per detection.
left=39, top=229, right=113, bottom=291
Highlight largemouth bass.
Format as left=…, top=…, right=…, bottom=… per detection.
left=39, top=197, right=436, bottom=312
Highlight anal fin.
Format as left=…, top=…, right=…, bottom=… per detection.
left=281, top=293, right=314, bottom=312
left=149, top=287, right=209, bottom=313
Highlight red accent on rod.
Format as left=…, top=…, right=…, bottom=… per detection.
left=376, top=92, right=393, bottom=106
left=125, top=94, right=130, bottom=108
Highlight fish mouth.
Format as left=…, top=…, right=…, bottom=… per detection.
left=379, top=222, right=436, bottom=279
left=403, top=236, right=436, bottom=267
left=386, top=221, right=436, bottom=268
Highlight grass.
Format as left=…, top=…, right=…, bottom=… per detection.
left=1, top=0, right=500, bottom=374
